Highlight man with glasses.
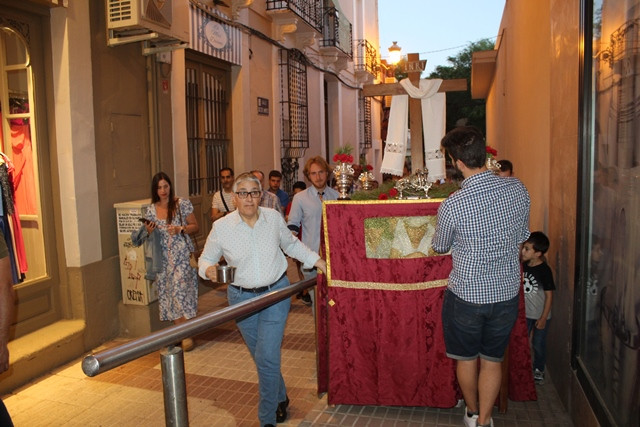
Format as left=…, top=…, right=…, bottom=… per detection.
left=211, top=167, right=236, bottom=222
left=287, top=156, right=339, bottom=309
left=199, top=172, right=326, bottom=427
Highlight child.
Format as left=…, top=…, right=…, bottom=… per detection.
left=521, top=231, right=556, bottom=384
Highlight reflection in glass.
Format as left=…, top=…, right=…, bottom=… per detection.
left=583, top=1, right=640, bottom=424
left=7, top=69, right=29, bottom=113
left=2, top=27, right=27, bottom=66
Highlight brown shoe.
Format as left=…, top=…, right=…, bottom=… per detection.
left=181, top=338, right=195, bottom=352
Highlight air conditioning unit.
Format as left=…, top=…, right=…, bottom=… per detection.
left=107, top=0, right=189, bottom=46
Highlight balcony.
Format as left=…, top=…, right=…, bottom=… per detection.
left=354, top=39, right=378, bottom=83
left=266, top=0, right=323, bottom=43
left=320, top=6, right=352, bottom=57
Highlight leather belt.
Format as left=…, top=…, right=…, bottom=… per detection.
left=229, top=272, right=286, bottom=293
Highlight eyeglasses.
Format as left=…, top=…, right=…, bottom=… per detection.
left=235, top=190, right=261, bottom=199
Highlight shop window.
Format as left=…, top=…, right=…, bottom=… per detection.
left=578, top=1, right=640, bottom=425
left=0, top=25, right=46, bottom=285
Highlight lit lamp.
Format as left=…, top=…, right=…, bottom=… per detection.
left=388, top=41, right=402, bottom=65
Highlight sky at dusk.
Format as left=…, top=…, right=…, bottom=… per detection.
left=378, top=0, right=506, bottom=75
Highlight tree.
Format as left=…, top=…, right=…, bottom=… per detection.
left=428, top=38, right=495, bottom=135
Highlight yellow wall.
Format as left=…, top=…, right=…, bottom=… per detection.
left=487, top=1, right=552, bottom=232
left=485, top=1, right=597, bottom=424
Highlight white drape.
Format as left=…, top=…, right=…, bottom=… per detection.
left=380, top=79, right=446, bottom=180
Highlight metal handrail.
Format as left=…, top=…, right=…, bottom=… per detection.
left=82, top=277, right=316, bottom=377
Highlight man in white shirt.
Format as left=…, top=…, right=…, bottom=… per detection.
left=199, top=172, right=326, bottom=427
left=210, top=167, right=236, bottom=222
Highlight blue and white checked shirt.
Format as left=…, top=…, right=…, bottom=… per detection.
left=431, top=171, right=530, bottom=304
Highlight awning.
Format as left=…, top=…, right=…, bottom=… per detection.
left=189, top=3, right=242, bottom=66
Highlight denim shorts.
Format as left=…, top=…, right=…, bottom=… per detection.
left=441, top=289, right=519, bottom=362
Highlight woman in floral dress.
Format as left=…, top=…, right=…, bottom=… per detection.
left=143, top=172, right=199, bottom=351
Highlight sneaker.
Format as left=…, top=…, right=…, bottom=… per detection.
left=463, top=406, right=478, bottom=427
left=534, top=368, right=545, bottom=384
left=301, top=293, right=312, bottom=306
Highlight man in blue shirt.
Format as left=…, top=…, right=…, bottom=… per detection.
left=268, top=170, right=290, bottom=212
left=431, top=126, right=530, bottom=427
left=287, top=156, right=339, bottom=310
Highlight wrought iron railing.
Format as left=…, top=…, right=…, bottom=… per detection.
left=266, top=0, right=323, bottom=32
left=320, top=6, right=352, bottom=57
left=354, top=39, right=378, bottom=76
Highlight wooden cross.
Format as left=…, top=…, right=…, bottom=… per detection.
left=362, top=53, right=467, bottom=173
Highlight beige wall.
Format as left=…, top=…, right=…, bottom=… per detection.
left=487, top=1, right=551, bottom=232
left=485, top=1, right=597, bottom=424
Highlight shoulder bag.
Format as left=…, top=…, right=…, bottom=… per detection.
left=177, top=199, right=200, bottom=268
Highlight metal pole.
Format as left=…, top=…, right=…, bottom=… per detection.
left=82, top=277, right=316, bottom=377
left=161, top=345, right=189, bottom=426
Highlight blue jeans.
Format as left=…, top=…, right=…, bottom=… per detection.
left=526, top=318, right=549, bottom=372
left=227, top=274, right=291, bottom=426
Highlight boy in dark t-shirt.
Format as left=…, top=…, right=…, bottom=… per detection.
left=521, top=231, right=556, bottom=385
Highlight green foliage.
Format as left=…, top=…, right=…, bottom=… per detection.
left=428, top=38, right=495, bottom=134
left=351, top=181, right=460, bottom=201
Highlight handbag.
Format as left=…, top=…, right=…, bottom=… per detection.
left=189, top=241, right=199, bottom=268
left=177, top=199, right=199, bottom=268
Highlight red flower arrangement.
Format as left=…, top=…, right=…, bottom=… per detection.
left=333, top=153, right=354, bottom=164
left=486, top=146, right=498, bottom=157
left=333, top=145, right=354, bottom=164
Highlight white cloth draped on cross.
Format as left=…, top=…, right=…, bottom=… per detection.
left=380, top=78, right=446, bottom=180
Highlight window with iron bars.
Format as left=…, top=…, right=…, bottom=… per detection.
left=185, top=62, right=230, bottom=197
left=359, top=91, right=372, bottom=152
left=279, top=49, right=309, bottom=193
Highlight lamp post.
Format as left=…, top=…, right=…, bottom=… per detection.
left=388, top=41, right=402, bottom=65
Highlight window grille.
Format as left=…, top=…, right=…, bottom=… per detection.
left=186, top=65, right=230, bottom=196
left=279, top=49, right=309, bottom=192
left=359, top=91, right=372, bottom=152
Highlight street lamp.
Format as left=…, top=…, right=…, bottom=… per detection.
left=388, top=41, right=402, bottom=65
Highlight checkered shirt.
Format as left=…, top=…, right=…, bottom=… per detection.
left=259, top=190, right=283, bottom=215
left=431, top=171, right=530, bottom=304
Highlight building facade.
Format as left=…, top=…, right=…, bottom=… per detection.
left=0, top=0, right=384, bottom=394
left=475, top=0, right=639, bottom=425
